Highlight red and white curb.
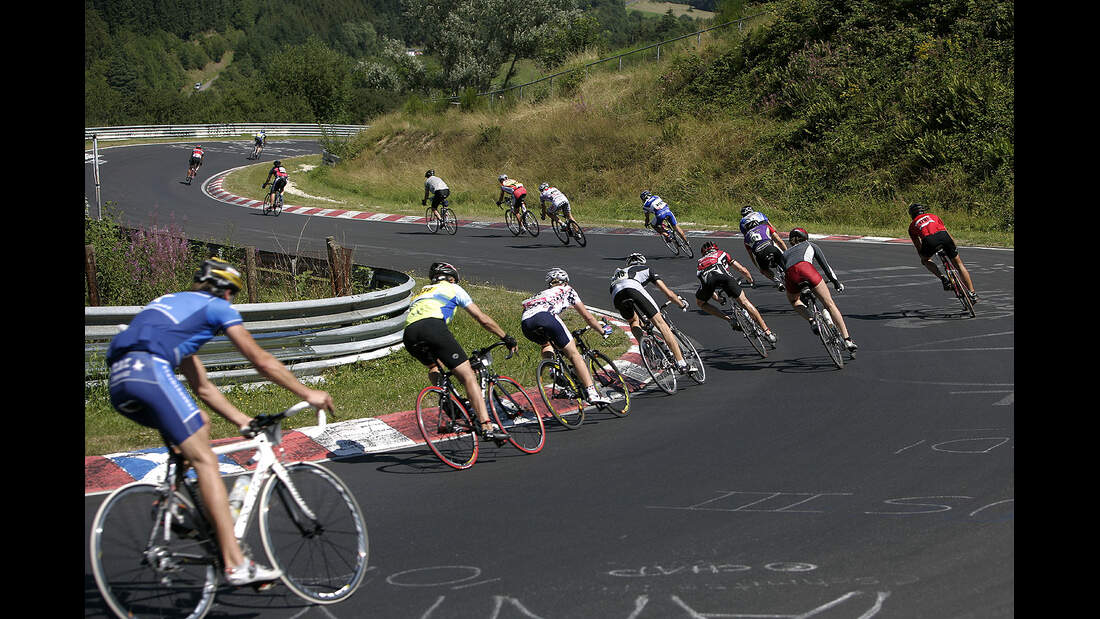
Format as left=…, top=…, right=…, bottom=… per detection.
left=85, top=310, right=650, bottom=495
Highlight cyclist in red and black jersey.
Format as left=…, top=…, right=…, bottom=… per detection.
left=262, top=160, right=290, bottom=206
left=694, top=241, right=776, bottom=343
left=907, top=203, right=978, bottom=304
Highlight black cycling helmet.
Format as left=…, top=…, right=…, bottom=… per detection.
left=429, top=261, right=460, bottom=282
left=194, top=257, right=243, bottom=294
left=274, top=160, right=282, bottom=167
left=908, top=203, right=927, bottom=218
left=426, top=169, right=435, bottom=178
left=701, top=241, right=719, bottom=255
left=788, top=227, right=809, bottom=244
left=627, top=252, right=647, bottom=265
left=740, top=206, right=755, bottom=217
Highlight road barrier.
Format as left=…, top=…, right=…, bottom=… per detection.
left=84, top=123, right=368, bottom=142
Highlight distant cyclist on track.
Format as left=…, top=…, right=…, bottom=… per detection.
left=738, top=205, right=789, bottom=289
left=640, top=190, right=688, bottom=244
left=782, top=227, right=858, bottom=353
left=262, top=160, right=289, bottom=207
left=422, top=169, right=450, bottom=220
left=520, top=267, right=614, bottom=405
left=537, top=182, right=579, bottom=232
left=496, top=174, right=528, bottom=219
left=694, top=241, right=777, bottom=343
left=402, top=261, right=517, bottom=441
left=906, top=203, right=979, bottom=304
left=186, top=144, right=204, bottom=185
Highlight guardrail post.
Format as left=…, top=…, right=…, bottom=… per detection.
left=245, top=246, right=258, bottom=303
left=326, top=236, right=351, bottom=297
left=85, top=245, right=100, bottom=306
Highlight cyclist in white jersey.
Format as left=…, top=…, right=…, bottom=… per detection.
left=422, top=169, right=450, bottom=220
left=520, top=268, right=614, bottom=405
left=609, top=253, right=696, bottom=374
left=537, top=183, right=579, bottom=232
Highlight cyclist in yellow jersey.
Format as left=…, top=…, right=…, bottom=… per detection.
left=403, top=262, right=518, bottom=440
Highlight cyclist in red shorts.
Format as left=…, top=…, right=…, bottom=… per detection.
left=781, top=227, right=857, bottom=353
left=907, top=203, right=978, bottom=304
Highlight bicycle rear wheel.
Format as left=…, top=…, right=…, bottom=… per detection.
left=488, top=376, right=546, bottom=453
left=675, top=229, right=693, bottom=257
left=536, top=358, right=585, bottom=429
left=521, top=210, right=540, bottom=236
left=640, top=335, right=677, bottom=394
left=816, top=306, right=845, bottom=369
left=415, top=386, right=479, bottom=469
left=553, top=219, right=570, bottom=244
left=90, top=482, right=218, bottom=619
left=273, top=193, right=283, bottom=215
left=260, top=462, right=369, bottom=604
left=587, top=350, right=631, bottom=417
left=442, top=207, right=458, bottom=235
left=659, top=228, right=679, bottom=255
left=505, top=210, right=521, bottom=236
left=672, top=328, right=706, bottom=384
left=569, top=221, right=587, bottom=247
left=425, top=207, right=440, bottom=233
left=732, top=305, right=768, bottom=358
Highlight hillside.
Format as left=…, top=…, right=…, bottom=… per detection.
left=293, top=0, right=1013, bottom=247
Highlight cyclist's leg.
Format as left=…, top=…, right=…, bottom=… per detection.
left=694, top=280, right=731, bottom=323
left=177, top=421, right=248, bottom=570
left=451, top=362, right=494, bottom=431
left=812, top=280, right=851, bottom=340
left=941, top=235, right=977, bottom=294
left=651, top=313, right=685, bottom=362
left=786, top=288, right=812, bottom=321
left=729, top=285, right=771, bottom=332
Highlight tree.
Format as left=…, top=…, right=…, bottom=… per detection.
left=264, top=37, right=355, bottom=122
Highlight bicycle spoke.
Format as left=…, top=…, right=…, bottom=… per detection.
left=536, top=359, right=585, bottom=429
left=489, top=377, right=546, bottom=453
left=640, top=336, right=677, bottom=394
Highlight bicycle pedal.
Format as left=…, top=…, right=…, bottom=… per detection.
left=251, top=580, right=279, bottom=592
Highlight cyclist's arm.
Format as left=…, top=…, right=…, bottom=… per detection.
left=224, top=324, right=335, bottom=413
left=769, top=224, right=788, bottom=250
left=810, top=243, right=841, bottom=285
left=728, top=257, right=754, bottom=281
left=463, top=303, right=516, bottom=351
left=653, top=278, right=686, bottom=307
left=178, top=354, right=252, bottom=431
left=571, top=301, right=605, bottom=332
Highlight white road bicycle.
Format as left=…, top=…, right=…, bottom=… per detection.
left=90, top=402, right=369, bottom=618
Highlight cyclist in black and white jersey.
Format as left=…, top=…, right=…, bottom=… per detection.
left=422, top=169, right=450, bottom=220
left=609, top=253, right=695, bottom=374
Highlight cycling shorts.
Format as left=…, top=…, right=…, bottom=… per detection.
left=654, top=210, right=678, bottom=228
left=694, top=271, right=744, bottom=303
left=402, top=317, right=468, bottom=370
left=272, top=177, right=288, bottom=192
left=917, top=230, right=958, bottom=259
left=784, top=261, right=823, bottom=291
left=189, top=156, right=202, bottom=167
left=431, top=188, right=450, bottom=208
left=612, top=286, right=660, bottom=321
left=254, top=137, right=264, bottom=146
left=753, top=244, right=785, bottom=271
left=520, top=311, right=573, bottom=350
left=108, top=352, right=205, bottom=447
left=546, top=201, right=570, bottom=217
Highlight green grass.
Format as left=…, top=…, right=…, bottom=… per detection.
left=84, top=277, right=632, bottom=456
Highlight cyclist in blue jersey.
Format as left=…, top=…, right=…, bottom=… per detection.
left=738, top=206, right=789, bottom=289
left=640, top=190, right=688, bottom=243
left=403, top=261, right=517, bottom=440
left=105, top=258, right=335, bottom=587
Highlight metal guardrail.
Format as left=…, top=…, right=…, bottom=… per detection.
left=84, top=123, right=369, bottom=142
left=85, top=267, right=415, bottom=385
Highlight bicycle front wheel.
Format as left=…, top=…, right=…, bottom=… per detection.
left=659, top=229, right=679, bottom=255
left=415, top=386, right=479, bottom=469
left=536, top=359, right=585, bottom=429
left=521, top=210, right=540, bottom=237
left=425, top=207, right=440, bottom=233
left=672, top=328, right=706, bottom=384
left=489, top=376, right=546, bottom=453
left=442, top=207, right=458, bottom=235
left=587, top=350, right=631, bottom=417
left=817, top=307, right=845, bottom=369
left=553, top=219, right=570, bottom=244
left=90, top=482, right=217, bottom=619
left=273, top=193, right=283, bottom=215
left=676, top=229, right=693, bottom=257
left=733, top=306, right=768, bottom=358
left=569, top=221, right=587, bottom=247
left=260, top=462, right=369, bottom=604
left=640, top=335, right=677, bottom=394
left=505, top=210, right=521, bottom=236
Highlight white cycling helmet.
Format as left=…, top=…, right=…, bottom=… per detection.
left=539, top=182, right=549, bottom=191
left=498, top=174, right=508, bottom=182
left=546, top=267, right=569, bottom=285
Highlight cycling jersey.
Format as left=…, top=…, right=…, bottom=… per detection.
left=405, top=281, right=474, bottom=326
left=539, top=187, right=569, bottom=211
left=521, top=284, right=580, bottom=320
left=425, top=175, right=448, bottom=194
left=610, top=264, right=661, bottom=295
left=642, top=195, right=677, bottom=227
left=191, top=148, right=204, bottom=160
left=908, top=213, right=948, bottom=239
left=106, top=291, right=243, bottom=368
left=739, top=213, right=780, bottom=252
left=782, top=241, right=839, bottom=288
left=254, top=133, right=266, bottom=144
left=269, top=165, right=289, bottom=178
left=696, top=250, right=736, bottom=277
left=501, top=179, right=527, bottom=198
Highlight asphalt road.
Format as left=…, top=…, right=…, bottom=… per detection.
left=84, top=141, right=1014, bottom=618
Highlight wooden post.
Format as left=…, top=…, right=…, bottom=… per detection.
left=85, top=244, right=100, bottom=306
left=326, top=236, right=347, bottom=297
left=245, top=246, right=258, bottom=303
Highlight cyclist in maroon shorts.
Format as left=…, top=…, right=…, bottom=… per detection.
left=781, top=227, right=857, bottom=353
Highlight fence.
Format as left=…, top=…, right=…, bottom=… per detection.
left=436, top=12, right=768, bottom=106
left=84, top=123, right=369, bottom=142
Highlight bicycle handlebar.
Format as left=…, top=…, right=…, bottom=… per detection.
left=245, top=401, right=326, bottom=437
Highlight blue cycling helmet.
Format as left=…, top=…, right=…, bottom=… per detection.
left=640, top=190, right=651, bottom=201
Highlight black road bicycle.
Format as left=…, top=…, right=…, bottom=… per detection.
left=425, top=204, right=458, bottom=235
left=939, top=249, right=976, bottom=318
left=797, top=282, right=851, bottom=369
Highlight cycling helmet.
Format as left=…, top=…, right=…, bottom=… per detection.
left=274, top=160, right=282, bottom=167
left=539, top=182, right=549, bottom=192
left=788, top=227, right=809, bottom=243
left=429, top=261, right=460, bottom=282
left=498, top=174, right=508, bottom=183
left=545, top=267, right=569, bottom=285
left=908, top=203, right=927, bottom=218
left=740, top=206, right=755, bottom=217
left=640, top=190, right=651, bottom=201
left=627, top=252, right=647, bottom=266
left=194, top=258, right=243, bottom=294
left=426, top=169, right=435, bottom=178
left=701, top=241, right=719, bottom=255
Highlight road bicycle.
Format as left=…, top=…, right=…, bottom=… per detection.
left=939, top=249, right=976, bottom=318
left=632, top=300, right=705, bottom=394
left=414, top=340, right=545, bottom=469
left=650, top=220, right=692, bottom=257
left=549, top=214, right=587, bottom=247
left=716, top=287, right=774, bottom=358
left=797, top=282, right=850, bottom=369
left=498, top=199, right=540, bottom=237
left=89, top=402, right=369, bottom=619
left=248, top=140, right=265, bottom=160
left=185, top=163, right=200, bottom=185
left=262, top=183, right=284, bottom=216
left=535, top=324, right=631, bottom=429
left=655, top=300, right=705, bottom=385
left=425, top=203, right=458, bottom=235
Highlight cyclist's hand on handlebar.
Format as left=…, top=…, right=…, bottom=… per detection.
left=501, top=333, right=518, bottom=355
left=602, top=323, right=614, bottom=338
left=303, top=389, right=335, bottom=415
left=834, top=282, right=845, bottom=293
left=421, top=199, right=426, bottom=206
